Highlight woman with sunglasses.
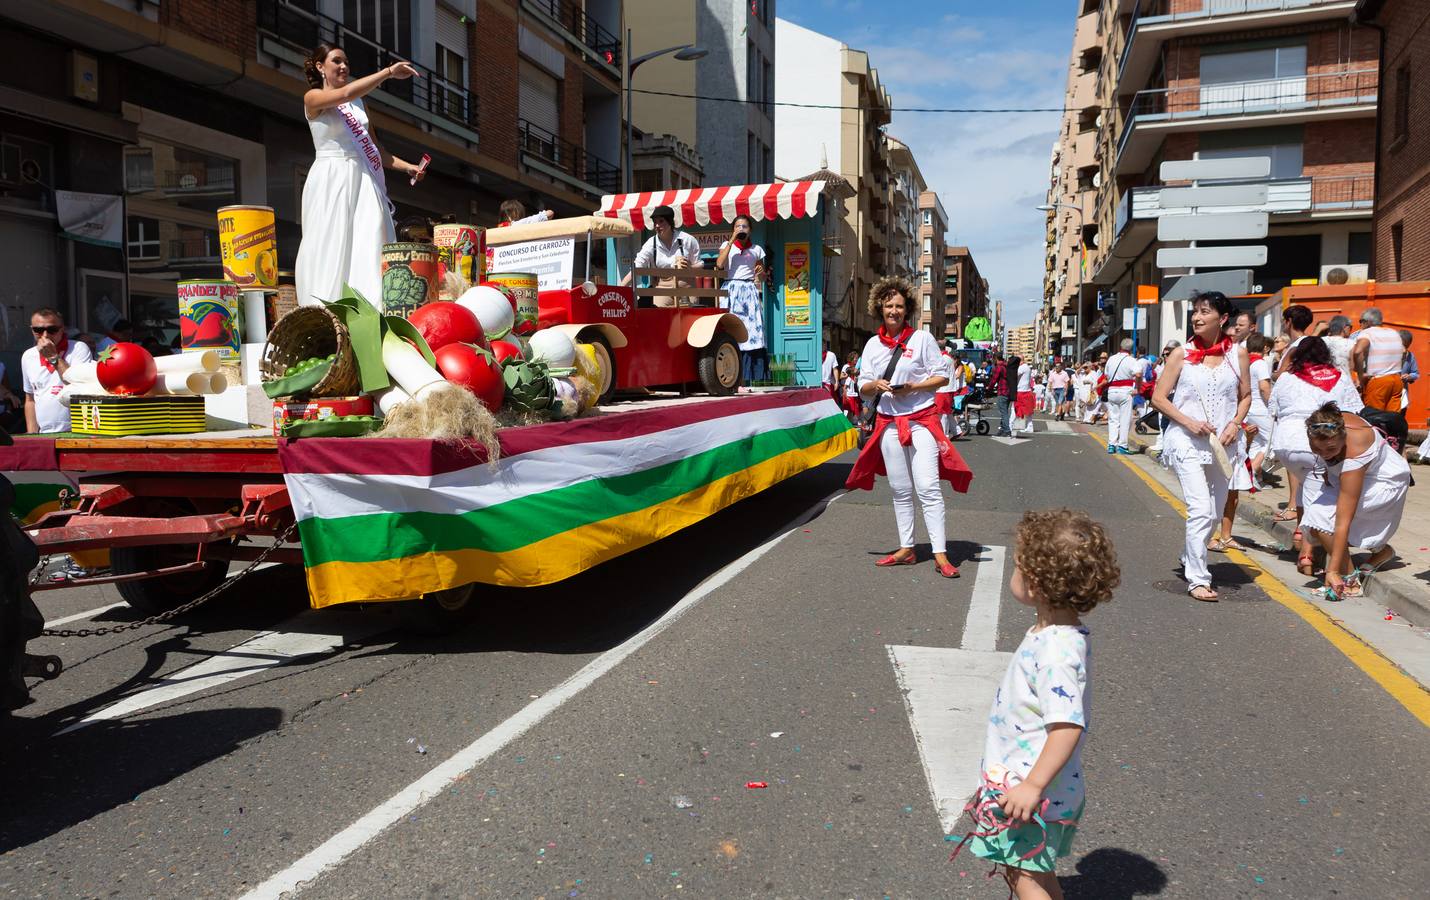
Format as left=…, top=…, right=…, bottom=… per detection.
left=1267, top=336, right=1364, bottom=576
left=1299, top=403, right=1410, bottom=598
left=21, top=308, right=93, bottom=434
left=1150, top=291, right=1251, bottom=602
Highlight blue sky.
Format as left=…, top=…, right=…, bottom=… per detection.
left=778, top=0, right=1076, bottom=327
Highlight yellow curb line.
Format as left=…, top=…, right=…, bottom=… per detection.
left=1086, top=430, right=1430, bottom=727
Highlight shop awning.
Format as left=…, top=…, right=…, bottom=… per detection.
left=596, top=181, right=827, bottom=230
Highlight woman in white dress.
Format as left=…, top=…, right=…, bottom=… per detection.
left=1267, top=336, right=1364, bottom=576
left=1300, top=403, right=1410, bottom=598
left=1150, top=292, right=1251, bottom=602
left=296, top=43, right=427, bottom=309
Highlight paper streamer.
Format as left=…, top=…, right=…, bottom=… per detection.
left=63, top=361, right=100, bottom=384
left=381, top=331, right=446, bottom=396
left=157, top=350, right=220, bottom=375
left=374, top=385, right=411, bottom=416
left=242, top=290, right=268, bottom=344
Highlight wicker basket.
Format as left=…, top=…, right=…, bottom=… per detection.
left=260, top=306, right=359, bottom=398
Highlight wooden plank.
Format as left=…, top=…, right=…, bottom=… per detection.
left=55, top=437, right=278, bottom=450
left=634, top=287, right=730, bottom=298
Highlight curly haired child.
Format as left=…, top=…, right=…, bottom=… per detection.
left=963, top=508, right=1119, bottom=899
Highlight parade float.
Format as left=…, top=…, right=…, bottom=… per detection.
left=2, top=194, right=854, bottom=700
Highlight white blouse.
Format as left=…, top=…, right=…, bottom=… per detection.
left=1161, top=349, right=1244, bottom=468
left=1268, top=370, right=1364, bottom=454
left=858, top=329, right=944, bottom=417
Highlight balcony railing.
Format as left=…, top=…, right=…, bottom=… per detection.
left=524, top=0, right=622, bottom=68
left=517, top=119, right=620, bottom=195
left=1117, top=68, right=1378, bottom=162
left=1116, top=173, right=1374, bottom=236
left=169, top=237, right=221, bottom=262
left=257, top=0, right=478, bottom=137
left=1121, top=1, right=1353, bottom=82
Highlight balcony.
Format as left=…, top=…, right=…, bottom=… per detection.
left=1119, top=0, right=1357, bottom=89
left=518, top=119, right=619, bottom=197
left=168, top=236, right=221, bottom=264
left=1115, top=68, right=1377, bottom=174
left=257, top=0, right=479, bottom=143
left=523, top=0, right=622, bottom=72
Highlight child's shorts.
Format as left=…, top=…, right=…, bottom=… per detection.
left=967, top=810, right=1081, bottom=873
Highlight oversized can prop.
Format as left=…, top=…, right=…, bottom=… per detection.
left=380, top=242, right=440, bottom=317
left=217, top=205, right=278, bottom=288
left=485, top=271, right=539, bottom=335
left=177, top=280, right=242, bottom=362
left=433, top=224, right=487, bottom=290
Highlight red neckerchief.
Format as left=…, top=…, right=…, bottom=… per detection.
left=1183, top=335, right=1233, bottom=365
left=38, top=334, right=68, bottom=373
left=497, top=221, right=512, bottom=228
left=1248, top=353, right=1263, bottom=364
left=1294, top=364, right=1342, bottom=391
left=877, top=325, right=914, bottom=349
left=731, top=236, right=752, bottom=251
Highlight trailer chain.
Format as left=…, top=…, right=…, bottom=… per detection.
left=38, top=524, right=298, bottom=638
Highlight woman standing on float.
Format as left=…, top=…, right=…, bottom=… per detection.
left=296, top=43, right=427, bottom=308
left=1150, top=291, right=1251, bottom=602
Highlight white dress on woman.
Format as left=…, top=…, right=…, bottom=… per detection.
left=1300, top=429, right=1411, bottom=550
left=1267, top=370, right=1364, bottom=500
left=295, top=98, right=395, bottom=309
left=1160, top=349, right=1246, bottom=590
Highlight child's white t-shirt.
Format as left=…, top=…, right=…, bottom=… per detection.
left=981, top=624, right=1091, bottom=819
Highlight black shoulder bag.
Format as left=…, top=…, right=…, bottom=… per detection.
left=857, top=336, right=909, bottom=449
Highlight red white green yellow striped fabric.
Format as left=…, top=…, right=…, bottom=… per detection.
left=278, top=390, right=855, bottom=607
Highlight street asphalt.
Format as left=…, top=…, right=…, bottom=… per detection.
left=3, top=421, right=1427, bottom=898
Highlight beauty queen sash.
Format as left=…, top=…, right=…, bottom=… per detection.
left=335, top=101, right=395, bottom=215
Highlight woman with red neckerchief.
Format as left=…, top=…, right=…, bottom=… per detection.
left=1268, top=335, right=1366, bottom=576
left=846, top=277, right=972, bottom=578
left=1150, top=291, right=1251, bottom=602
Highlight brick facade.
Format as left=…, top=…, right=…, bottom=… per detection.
left=1366, top=0, right=1430, bottom=280
left=562, top=58, right=584, bottom=152
left=162, top=0, right=255, bottom=59
left=473, top=1, right=520, bottom=168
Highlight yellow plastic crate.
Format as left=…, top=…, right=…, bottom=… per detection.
left=70, top=395, right=207, bottom=436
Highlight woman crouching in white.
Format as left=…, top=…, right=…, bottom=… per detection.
left=1300, top=402, right=1410, bottom=599
left=845, top=277, right=972, bottom=579
left=1150, top=291, right=1251, bottom=602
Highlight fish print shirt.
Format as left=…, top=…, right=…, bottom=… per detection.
left=980, top=624, right=1091, bottom=819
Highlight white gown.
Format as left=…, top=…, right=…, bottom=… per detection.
left=295, top=98, right=395, bottom=310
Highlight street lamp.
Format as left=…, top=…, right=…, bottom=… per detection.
left=1036, top=202, right=1085, bottom=362
left=624, top=37, right=708, bottom=191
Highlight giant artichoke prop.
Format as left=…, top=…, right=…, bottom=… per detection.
left=501, top=357, right=556, bottom=415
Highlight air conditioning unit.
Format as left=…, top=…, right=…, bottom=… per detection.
left=1319, top=264, right=1368, bottom=285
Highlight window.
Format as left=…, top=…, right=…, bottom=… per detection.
left=923, top=296, right=932, bottom=313
left=124, top=147, right=155, bottom=193
left=1348, top=232, right=1372, bottom=266
left=747, top=40, right=757, bottom=102
left=762, top=144, right=771, bottom=181
left=344, top=0, right=413, bottom=59
left=124, top=139, right=237, bottom=212
left=1200, top=43, right=1306, bottom=112
left=922, top=237, right=932, bottom=254
left=923, top=267, right=932, bottom=283
left=1394, top=64, right=1411, bottom=144
left=1199, top=127, right=1304, bottom=180
left=127, top=217, right=161, bottom=260
left=435, top=45, right=466, bottom=118
left=1391, top=221, right=1404, bottom=279
left=922, top=209, right=932, bottom=226
left=518, top=60, right=560, bottom=154
left=762, top=58, right=773, bottom=115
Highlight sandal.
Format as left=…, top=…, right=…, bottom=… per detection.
left=876, top=552, right=917, bottom=567
left=1271, top=508, right=1298, bottom=522
left=936, top=561, right=961, bottom=579
left=1189, top=585, right=1219, bottom=602
left=1296, top=554, right=1317, bottom=577
left=1208, top=539, right=1245, bottom=553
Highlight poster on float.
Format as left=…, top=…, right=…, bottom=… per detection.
left=489, top=237, right=576, bottom=291
left=784, top=242, right=810, bottom=327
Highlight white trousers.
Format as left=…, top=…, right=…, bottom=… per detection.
left=1106, top=387, right=1134, bottom=448
left=1171, top=456, right=1230, bottom=589
left=881, top=423, right=946, bottom=553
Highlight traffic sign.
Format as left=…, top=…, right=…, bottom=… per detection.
left=1156, top=246, right=1268, bottom=268
left=1158, top=211, right=1268, bottom=242
left=1122, top=307, right=1147, bottom=330
left=1158, top=183, right=1269, bottom=209
left=1160, top=156, right=1271, bottom=181
left=1161, top=270, right=1254, bottom=301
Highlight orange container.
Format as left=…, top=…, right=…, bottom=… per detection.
left=217, top=205, right=278, bottom=288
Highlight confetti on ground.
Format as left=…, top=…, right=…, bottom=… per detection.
left=745, top=781, right=768, bottom=789
left=671, top=796, right=694, bottom=809
left=769, top=731, right=784, bottom=738
left=644, top=853, right=653, bottom=864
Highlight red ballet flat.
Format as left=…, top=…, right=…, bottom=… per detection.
left=937, top=562, right=961, bottom=578
left=876, top=552, right=917, bottom=567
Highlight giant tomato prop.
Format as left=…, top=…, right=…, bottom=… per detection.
left=408, top=302, right=485, bottom=351
left=96, top=342, right=158, bottom=396
left=490, top=339, right=524, bottom=365
left=434, top=343, right=504, bottom=412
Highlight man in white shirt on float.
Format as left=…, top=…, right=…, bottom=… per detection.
left=621, top=204, right=701, bottom=307
left=22, top=308, right=93, bottom=434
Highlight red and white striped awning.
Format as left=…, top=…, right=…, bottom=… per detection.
left=596, top=181, right=826, bottom=230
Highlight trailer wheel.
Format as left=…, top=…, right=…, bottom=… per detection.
left=697, top=332, right=741, bottom=396
left=975, top=420, right=990, bottom=436
left=581, top=333, right=617, bottom=405
left=111, top=543, right=232, bottom=615
left=401, top=584, right=479, bottom=636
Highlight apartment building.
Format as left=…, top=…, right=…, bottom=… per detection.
left=0, top=0, right=624, bottom=366
left=886, top=138, right=922, bottom=285
left=946, top=246, right=991, bottom=339
left=1355, top=0, right=1430, bottom=280
left=1007, top=322, right=1037, bottom=361
left=627, top=0, right=775, bottom=185
left=916, top=191, right=949, bottom=340
left=1045, top=0, right=1379, bottom=356
left=775, top=17, right=893, bottom=339
left=630, top=133, right=704, bottom=193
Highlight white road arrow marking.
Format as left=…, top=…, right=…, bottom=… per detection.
left=889, top=544, right=1013, bottom=833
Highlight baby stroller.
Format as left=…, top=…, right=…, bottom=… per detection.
left=1134, top=407, right=1161, bottom=435
left=956, top=379, right=992, bottom=436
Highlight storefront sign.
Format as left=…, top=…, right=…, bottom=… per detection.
left=490, top=237, right=576, bottom=291
left=784, top=242, right=810, bottom=327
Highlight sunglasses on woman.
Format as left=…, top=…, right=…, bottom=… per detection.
left=1306, top=422, right=1341, bottom=434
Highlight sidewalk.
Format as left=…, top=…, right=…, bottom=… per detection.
left=1101, top=422, right=1430, bottom=621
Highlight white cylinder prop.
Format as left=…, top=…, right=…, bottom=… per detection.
left=156, top=371, right=209, bottom=395
left=63, top=361, right=100, bottom=384
left=374, top=385, right=412, bottom=417
left=205, top=372, right=229, bottom=393
left=157, top=350, right=221, bottom=374
left=382, top=332, right=446, bottom=396
left=57, top=382, right=108, bottom=407
left=242, top=290, right=268, bottom=343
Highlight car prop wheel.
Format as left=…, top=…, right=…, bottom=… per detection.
left=582, top=334, right=617, bottom=405
left=698, top=333, right=741, bottom=396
